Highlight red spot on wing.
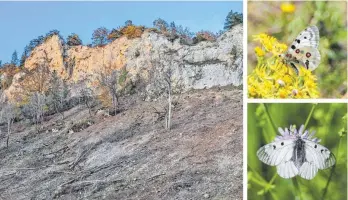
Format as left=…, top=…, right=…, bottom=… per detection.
left=295, top=49, right=300, bottom=54
left=306, top=52, right=311, bottom=58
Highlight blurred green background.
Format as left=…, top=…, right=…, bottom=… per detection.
left=248, top=1, right=347, bottom=98
left=247, top=103, right=347, bottom=200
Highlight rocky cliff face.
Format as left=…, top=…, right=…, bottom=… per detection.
left=5, top=25, right=242, bottom=101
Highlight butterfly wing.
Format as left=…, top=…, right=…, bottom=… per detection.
left=257, top=140, right=298, bottom=179
left=299, top=140, right=335, bottom=180
left=290, top=26, right=320, bottom=49
left=290, top=47, right=321, bottom=71
left=299, top=162, right=318, bottom=180
left=285, top=26, right=321, bottom=71
left=276, top=160, right=299, bottom=179
left=257, top=140, right=295, bottom=166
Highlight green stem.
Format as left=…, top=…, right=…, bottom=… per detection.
left=248, top=164, right=268, bottom=185
left=304, top=103, right=317, bottom=130
left=269, top=173, right=278, bottom=185
left=263, top=103, right=277, bottom=134
left=292, top=177, right=303, bottom=200
left=322, top=135, right=342, bottom=199
left=262, top=104, right=279, bottom=190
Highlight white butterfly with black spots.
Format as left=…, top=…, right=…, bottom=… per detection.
left=257, top=125, right=335, bottom=180
left=279, top=26, right=321, bottom=74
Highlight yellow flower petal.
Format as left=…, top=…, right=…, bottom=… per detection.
left=281, top=3, right=296, bottom=13
left=255, top=47, right=265, bottom=57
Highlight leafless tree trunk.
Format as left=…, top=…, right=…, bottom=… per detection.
left=79, top=83, right=95, bottom=117
left=31, top=92, right=46, bottom=131
left=150, top=48, right=184, bottom=131
left=48, top=70, right=69, bottom=120
left=98, top=70, right=118, bottom=115
left=6, top=118, right=12, bottom=148
left=0, top=103, right=17, bottom=148
left=164, top=69, right=173, bottom=130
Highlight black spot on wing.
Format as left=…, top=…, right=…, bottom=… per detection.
left=296, top=39, right=300, bottom=44
left=273, top=145, right=276, bottom=149
left=291, top=45, right=296, bottom=49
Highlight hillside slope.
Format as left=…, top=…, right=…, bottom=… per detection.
left=0, top=88, right=242, bottom=199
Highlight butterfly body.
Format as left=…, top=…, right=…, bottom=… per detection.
left=279, top=26, right=321, bottom=73
left=292, top=138, right=306, bottom=169
left=257, top=125, right=335, bottom=180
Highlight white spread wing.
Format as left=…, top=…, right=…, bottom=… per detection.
left=257, top=140, right=298, bottom=179
left=257, top=140, right=295, bottom=166
left=277, top=160, right=299, bottom=179
left=299, top=140, right=335, bottom=180
left=299, top=162, right=318, bottom=180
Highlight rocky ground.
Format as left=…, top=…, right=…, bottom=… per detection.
left=0, top=87, right=243, bottom=200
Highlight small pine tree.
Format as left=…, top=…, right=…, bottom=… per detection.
left=67, top=33, right=83, bottom=46
left=125, top=20, right=133, bottom=27
left=11, top=51, right=19, bottom=66
left=0, top=60, right=2, bottom=68
left=19, top=53, right=26, bottom=67
left=170, top=22, right=176, bottom=33
left=223, top=10, right=243, bottom=31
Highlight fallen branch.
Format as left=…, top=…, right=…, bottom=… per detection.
left=43, top=146, right=69, bottom=156
left=69, top=142, right=101, bottom=169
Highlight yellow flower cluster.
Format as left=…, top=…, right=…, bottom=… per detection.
left=248, top=34, right=320, bottom=99
left=280, top=3, right=296, bottom=14
left=253, top=34, right=288, bottom=56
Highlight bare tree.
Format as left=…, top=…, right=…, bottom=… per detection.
left=97, top=69, right=118, bottom=115
left=96, top=51, right=119, bottom=116
left=18, top=50, right=52, bottom=129
left=151, top=49, right=184, bottom=130
left=19, top=50, right=51, bottom=99
left=74, top=72, right=96, bottom=117
left=92, top=27, right=109, bottom=47
left=78, top=82, right=95, bottom=117
left=47, top=70, right=69, bottom=119
left=23, top=92, right=47, bottom=131
left=163, top=68, right=173, bottom=130
left=0, top=87, right=3, bottom=103
left=0, top=103, right=17, bottom=148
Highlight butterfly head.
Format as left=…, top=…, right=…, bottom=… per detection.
left=278, top=53, right=292, bottom=62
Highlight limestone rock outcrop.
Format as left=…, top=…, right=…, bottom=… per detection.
left=4, top=25, right=243, bottom=101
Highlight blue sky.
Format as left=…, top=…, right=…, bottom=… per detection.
left=0, top=1, right=242, bottom=63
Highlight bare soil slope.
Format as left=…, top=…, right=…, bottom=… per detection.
left=0, top=88, right=242, bottom=200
